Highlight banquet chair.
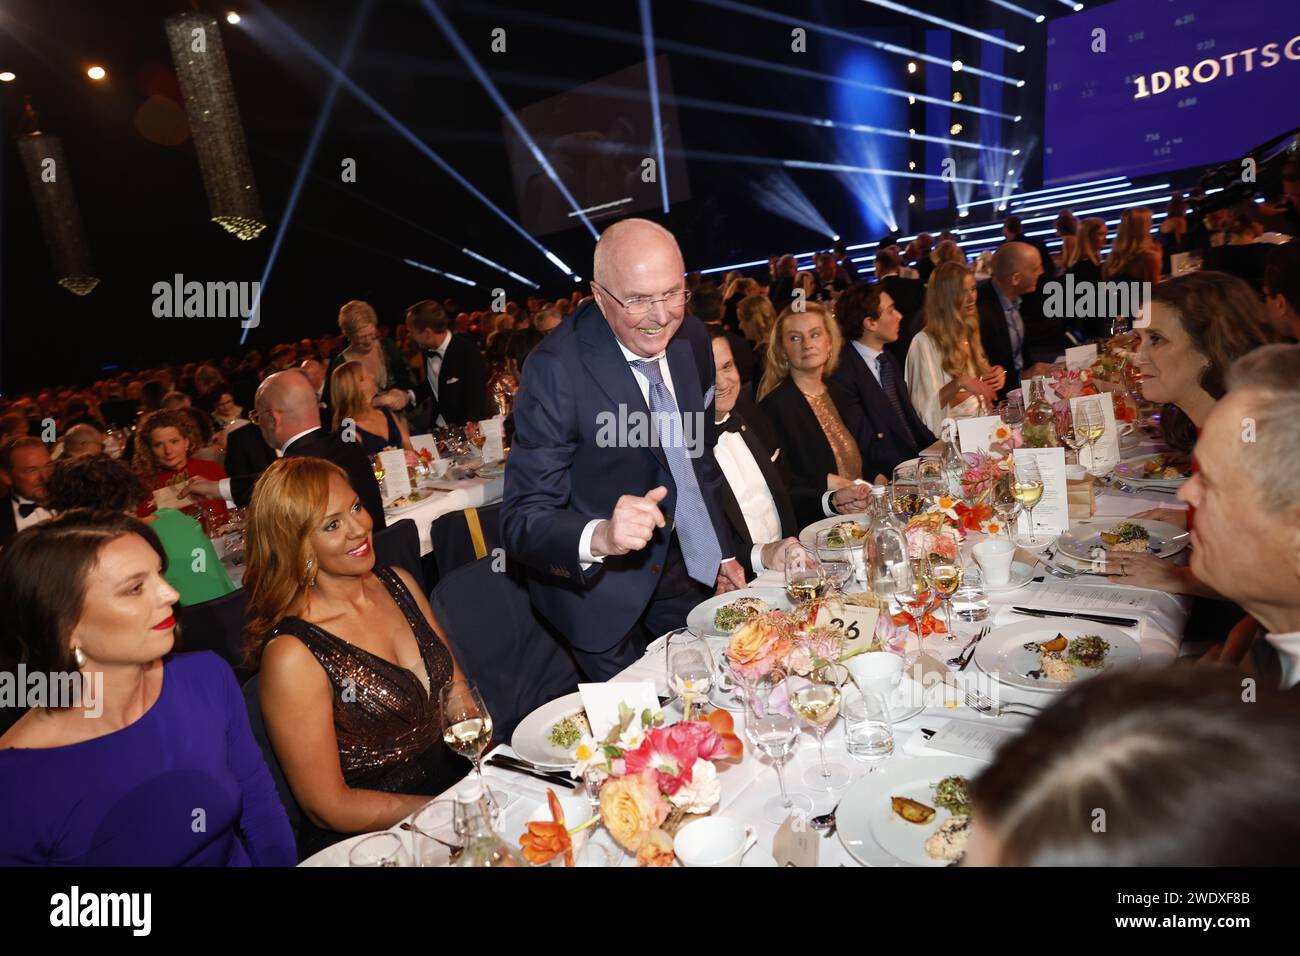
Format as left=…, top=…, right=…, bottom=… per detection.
left=430, top=556, right=580, bottom=740
left=242, top=673, right=304, bottom=859
left=428, top=504, right=501, bottom=579
left=371, top=517, right=425, bottom=593
left=176, top=588, right=253, bottom=683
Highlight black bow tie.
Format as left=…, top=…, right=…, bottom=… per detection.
left=424, top=348, right=443, bottom=359
left=15, top=499, right=38, bottom=518
left=717, top=415, right=745, bottom=435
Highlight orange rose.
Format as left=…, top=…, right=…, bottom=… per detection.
left=600, top=771, right=670, bottom=853
left=636, top=827, right=676, bottom=867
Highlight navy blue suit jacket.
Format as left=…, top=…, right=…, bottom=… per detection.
left=500, top=303, right=733, bottom=654
left=832, top=343, right=937, bottom=480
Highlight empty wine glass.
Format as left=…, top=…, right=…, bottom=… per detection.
left=814, top=529, right=855, bottom=596
left=992, top=474, right=1022, bottom=542
left=1000, top=395, right=1025, bottom=426
left=784, top=544, right=825, bottom=604
left=348, top=832, right=412, bottom=867
left=737, top=673, right=814, bottom=824
left=666, top=631, right=714, bottom=720
left=1054, top=403, right=1084, bottom=465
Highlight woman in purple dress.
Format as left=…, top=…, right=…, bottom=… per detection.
left=0, top=510, right=296, bottom=866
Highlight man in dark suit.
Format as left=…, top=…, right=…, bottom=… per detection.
left=874, top=249, right=927, bottom=365
left=249, top=371, right=385, bottom=528
left=768, top=254, right=797, bottom=312
left=1002, top=215, right=1054, bottom=280
left=692, top=287, right=755, bottom=388
left=216, top=420, right=277, bottom=508
left=977, top=242, right=1044, bottom=399
left=502, top=219, right=743, bottom=680
left=707, top=328, right=799, bottom=580
left=831, top=283, right=938, bottom=480
left=0, top=437, right=53, bottom=548
left=399, top=299, right=491, bottom=430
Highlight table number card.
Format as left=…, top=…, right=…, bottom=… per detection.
left=478, top=416, right=505, bottom=462
left=409, top=433, right=440, bottom=461
left=378, top=449, right=410, bottom=501
left=955, top=415, right=1004, bottom=455
left=813, top=602, right=880, bottom=656
left=1065, top=343, right=1099, bottom=372
left=1070, top=394, right=1120, bottom=474
left=1012, top=447, right=1070, bottom=535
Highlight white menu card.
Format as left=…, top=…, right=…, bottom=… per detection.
left=478, top=416, right=505, bottom=462
left=409, top=433, right=440, bottom=461
left=1070, top=394, right=1120, bottom=474
left=1012, top=447, right=1070, bottom=535
left=955, top=415, right=1004, bottom=455
left=1065, top=344, right=1098, bottom=371
left=378, top=449, right=410, bottom=501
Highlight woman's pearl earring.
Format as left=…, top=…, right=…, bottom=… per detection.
left=73, top=647, right=86, bottom=668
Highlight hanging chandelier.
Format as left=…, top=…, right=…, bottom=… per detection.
left=165, top=11, right=266, bottom=240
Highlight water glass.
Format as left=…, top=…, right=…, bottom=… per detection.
left=348, top=832, right=411, bottom=867
left=842, top=686, right=895, bottom=764
left=951, top=566, right=990, bottom=622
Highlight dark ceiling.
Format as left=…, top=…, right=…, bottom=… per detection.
left=0, top=0, right=1059, bottom=393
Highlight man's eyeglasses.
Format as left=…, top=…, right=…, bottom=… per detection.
left=593, top=281, right=691, bottom=317
left=248, top=408, right=264, bottom=425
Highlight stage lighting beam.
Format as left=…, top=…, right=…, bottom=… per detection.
left=639, top=0, right=670, bottom=215
left=987, top=0, right=1044, bottom=21
left=404, top=258, right=477, bottom=287
left=855, top=0, right=1023, bottom=52
left=460, top=247, right=540, bottom=288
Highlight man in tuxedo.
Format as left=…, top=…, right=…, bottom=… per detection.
left=708, top=329, right=801, bottom=580
left=198, top=419, right=279, bottom=508
left=832, top=282, right=938, bottom=480
left=250, top=371, right=385, bottom=528
left=692, top=287, right=754, bottom=388
left=400, top=299, right=491, bottom=429
left=502, top=219, right=743, bottom=680
left=299, top=358, right=328, bottom=403
left=0, top=437, right=53, bottom=547
left=977, top=242, right=1044, bottom=398
left=874, top=249, right=927, bottom=365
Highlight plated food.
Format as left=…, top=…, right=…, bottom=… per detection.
left=1100, top=521, right=1149, bottom=553
left=545, top=712, right=590, bottom=751
left=713, top=596, right=770, bottom=633
left=825, top=520, right=868, bottom=550
left=973, top=621, right=1139, bottom=692
left=1025, top=633, right=1112, bottom=684
left=891, top=774, right=974, bottom=861
left=1141, top=453, right=1191, bottom=481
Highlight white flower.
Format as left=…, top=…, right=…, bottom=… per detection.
left=570, top=734, right=606, bottom=779
left=669, top=759, right=722, bottom=814
left=617, top=723, right=647, bottom=752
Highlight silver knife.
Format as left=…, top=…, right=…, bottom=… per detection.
left=486, top=755, right=576, bottom=788
left=1012, top=606, right=1138, bottom=627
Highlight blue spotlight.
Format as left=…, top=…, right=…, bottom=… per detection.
left=856, top=0, right=1024, bottom=52
left=460, top=248, right=540, bottom=289
left=404, top=258, right=476, bottom=287
left=250, top=1, right=577, bottom=279
left=639, top=0, right=670, bottom=215
left=419, top=0, right=597, bottom=239
left=751, top=170, right=836, bottom=240
left=243, top=0, right=371, bottom=344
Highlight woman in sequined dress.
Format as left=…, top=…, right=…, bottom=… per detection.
left=243, top=457, right=468, bottom=853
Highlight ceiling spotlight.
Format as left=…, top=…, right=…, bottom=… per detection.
left=0, top=72, right=15, bottom=83
left=86, top=65, right=107, bottom=81
left=1017, top=45, right=1026, bottom=53
left=907, top=61, right=918, bottom=74
left=909, top=128, right=916, bottom=136
left=958, top=208, right=970, bottom=218
left=1017, top=79, right=1026, bottom=88
left=994, top=181, right=1001, bottom=186
left=998, top=203, right=1008, bottom=211
left=908, top=194, right=917, bottom=204
left=952, top=60, right=964, bottom=72
left=1036, top=14, right=1046, bottom=22
left=908, top=96, right=916, bottom=105
left=952, top=92, right=963, bottom=102
left=1074, top=3, right=1084, bottom=9
left=226, top=11, right=241, bottom=25
left=1014, top=114, right=1023, bottom=122
left=1012, top=148, right=1021, bottom=156
left=832, top=234, right=841, bottom=242
left=1008, top=169, right=1015, bottom=176
left=908, top=160, right=917, bottom=170
left=950, top=123, right=963, bottom=135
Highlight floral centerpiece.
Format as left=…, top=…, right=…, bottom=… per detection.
left=1054, top=364, right=1136, bottom=423
left=519, top=704, right=742, bottom=867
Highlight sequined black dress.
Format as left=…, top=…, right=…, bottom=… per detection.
left=273, top=566, right=465, bottom=852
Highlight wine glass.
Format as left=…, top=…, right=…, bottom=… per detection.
left=885, top=558, right=936, bottom=660
left=440, top=680, right=500, bottom=813
left=923, top=527, right=964, bottom=641
left=1054, top=403, right=1084, bottom=466
left=814, top=529, right=855, bottom=596
left=1000, top=395, right=1025, bottom=427
left=737, top=673, right=814, bottom=824
left=991, top=474, right=1022, bottom=542
left=1077, top=399, right=1106, bottom=474
left=1012, top=456, right=1047, bottom=546
left=666, top=631, right=714, bottom=720
left=792, top=666, right=851, bottom=790
left=784, top=544, right=825, bottom=605
left=917, top=458, right=946, bottom=503
left=348, top=832, right=412, bottom=867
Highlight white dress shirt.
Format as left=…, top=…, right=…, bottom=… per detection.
left=1265, top=631, right=1300, bottom=690
left=11, top=495, right=52, bottom=534
left=410, top=333, right=454, bottom=428
left=851, top=339, right=885, bottom=388
left=713, top=414, right=783, bottom=573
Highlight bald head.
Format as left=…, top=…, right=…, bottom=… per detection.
left=255, top=369, right=321, bottom=449
left=590, top=218, right=689, bottom=358
left=992, top=241, right=1044, bottom=297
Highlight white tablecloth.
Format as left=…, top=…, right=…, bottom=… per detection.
left=384, top=475, right=504, bottom=556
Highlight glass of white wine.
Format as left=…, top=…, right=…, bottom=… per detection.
left=666, top=631, right=714, bottom=720
left=1078, top=399, right=1107, bottom=474
left=1012, top=456, right=1047, bottom=547
left=738, top=673, right=814, bottom=824
left=887, top=559, right=936, bottom=660
left=784, top=544, right=825, bottom=605
left=792, top=666, right=851, bottom=790
left=440, top=679, right=501, bottom=814
left=923, top=527, right=964, bottom=642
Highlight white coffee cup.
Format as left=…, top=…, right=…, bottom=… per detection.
left=673, top=818, right=757, bottom=867
left=973, top=538, right=1016, bottom=586
left=845, top=651, right=905, bottom=696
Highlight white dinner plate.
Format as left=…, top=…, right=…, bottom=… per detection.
left=510, top=692, right=586, bottom=771
left=836, top=755, right=986, bottom=867
left=1056, top=517, right=1189, bottom=561
left=977, top=559, right=1037, bottom=594
left=972, top=619, right=1140, bottom=692
left=383, top=491, right=438, bottom=515
left=798, top=514, right=872, bottom=554
left=1114, top=454, right=1191, bottom=486
left=686, top=587, right=791, bottom=638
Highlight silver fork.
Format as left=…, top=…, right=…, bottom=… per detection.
left=948, top=625, right=990, bottom=667
left=964, top=687, right=1044, bottom=717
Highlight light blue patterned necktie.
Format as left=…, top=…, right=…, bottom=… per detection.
left=630, top=358, right=723, bottom=586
